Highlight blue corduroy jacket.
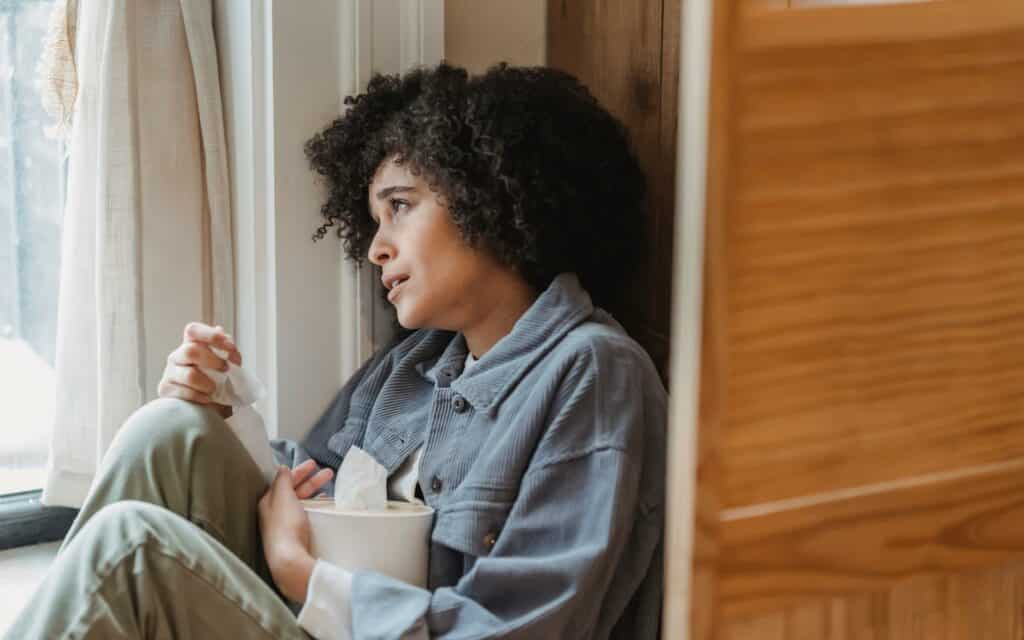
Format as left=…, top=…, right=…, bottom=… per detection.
left=277, top=272, right=667, bottom=639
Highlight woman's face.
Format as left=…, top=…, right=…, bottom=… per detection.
left=366, top=157, right=509, bottom=331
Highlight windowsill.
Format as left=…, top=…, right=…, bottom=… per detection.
left=0, top=470, right=47, bottom=496
left=0, top=490, right=76, bottom=551
left=0, top=541, right=59, bottom=632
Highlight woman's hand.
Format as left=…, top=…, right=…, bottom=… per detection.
left=290, top=458, right=335, bottom=499
left=259, top=463, right=334, bottom=602
left=157, top=322, right=242, bottom=418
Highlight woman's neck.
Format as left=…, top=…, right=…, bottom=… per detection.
left=461, top=277, right=539, bottom=359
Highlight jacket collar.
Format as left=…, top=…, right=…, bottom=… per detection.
left=415, top=272, right=594, bottom=417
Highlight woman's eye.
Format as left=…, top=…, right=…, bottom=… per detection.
left=389, top=198, right=410, bottom=215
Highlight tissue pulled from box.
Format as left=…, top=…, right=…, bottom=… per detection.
left=202, top=346, right=277, bottom=484
left=333, top=446, right=388, bottom=511
left=206, top=346, right=266, bottom=407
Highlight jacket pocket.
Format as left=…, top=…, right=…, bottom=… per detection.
left=431, top=487, right=516, bottom=558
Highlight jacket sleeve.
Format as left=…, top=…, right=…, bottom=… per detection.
left=349, top=347, right=654, bottom=639
left=295, top=336, right=399, bottom=470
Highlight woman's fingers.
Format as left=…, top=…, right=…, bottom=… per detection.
left=295, top=472, right=332, bottom=500
left=169, top=364, right=217, bottom=395
left=157, top=321, right=241, bottom=404
left=183, top=322, right=242, bottom=364
left=170, top=341, right=229, bottom=372
left=157, top=380, right=214, bottom=405
left=291, top=459, right=335, bottom=499
left=295, top=468, right=334, bottom=500
left=184, top=321, right=227, bottom=345
left=290, top=459, right=319, bottom=488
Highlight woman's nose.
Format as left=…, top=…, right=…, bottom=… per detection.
left=368, top=229, right=393, bottom=265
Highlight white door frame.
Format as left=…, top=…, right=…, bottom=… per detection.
left=664, top=0, right=714, bottom=637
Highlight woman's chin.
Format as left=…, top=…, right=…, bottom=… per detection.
left=395, top=307, right=423, bottom=330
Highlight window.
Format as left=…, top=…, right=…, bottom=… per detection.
left=1, top=0, right=67, bottom=497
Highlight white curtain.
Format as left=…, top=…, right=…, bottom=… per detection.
left=42, top=0, right=235, bottom=507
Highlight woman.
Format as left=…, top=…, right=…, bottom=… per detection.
left=8, top=63, right=666, bottom=640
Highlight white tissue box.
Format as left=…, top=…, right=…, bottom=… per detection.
left=302, top=498, right=435, bottom=587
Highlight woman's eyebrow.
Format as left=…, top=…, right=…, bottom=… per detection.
left=375, top=185, right=417, bottom=200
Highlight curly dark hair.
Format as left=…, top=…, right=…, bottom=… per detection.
left=304, top=62, right=646, bottom=312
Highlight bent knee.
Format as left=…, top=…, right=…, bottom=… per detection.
left=73, top=501, right=197, bottom=559
left=137, top=397, right=226, bottom=434
left=92, top=500, right=165, bottom=526
left=82, top=500, right=175, bottom=543
left=107, top=398, right=230, bottom=462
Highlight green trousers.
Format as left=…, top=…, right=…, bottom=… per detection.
left=5, top=399, right=312, bottom=639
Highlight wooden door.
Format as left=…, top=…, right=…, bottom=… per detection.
left=668, top=0, right=1024, bottom=638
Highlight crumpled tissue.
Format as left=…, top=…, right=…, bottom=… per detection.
left=201, top=346, right=277, bottom=484
left=333, top=445, right=388, bottom=511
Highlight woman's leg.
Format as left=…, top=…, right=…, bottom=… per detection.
left=5, top=501, right=310, bottom=639
left=63, top=398, right=271, bottom=575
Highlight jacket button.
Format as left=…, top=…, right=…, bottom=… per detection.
left=483, top=531, right=498, bottom=549
left=431, top=475, right=443, bottom=493
left=452, top=395, right=468, bottom=413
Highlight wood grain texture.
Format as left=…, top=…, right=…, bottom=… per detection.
left=720, top=459, right=1024, bottom=618
left=656, top=0, right=681, bottom=343
left=721, top=7, right=1024, bottom=508
left=740, top=0, right=1024, bottom=47
left=745, top=0, right=791, bottom=9
left=684, top=0, right=1024, bottom=637
left=547, top=0, right=674, bottom=383
left=723, top=560, right=1024, bottom=639
left=791, top=0, right=932, bottom=8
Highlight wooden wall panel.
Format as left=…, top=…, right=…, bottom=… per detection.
left=657, top=0, right=682, bottom=341
left=547, top=0, right=677, bottom=383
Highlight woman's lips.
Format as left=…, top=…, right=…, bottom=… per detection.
left=387, top=278, right=407, bottom=303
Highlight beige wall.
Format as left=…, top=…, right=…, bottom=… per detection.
left=444, top=0, right=546, bottom=74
